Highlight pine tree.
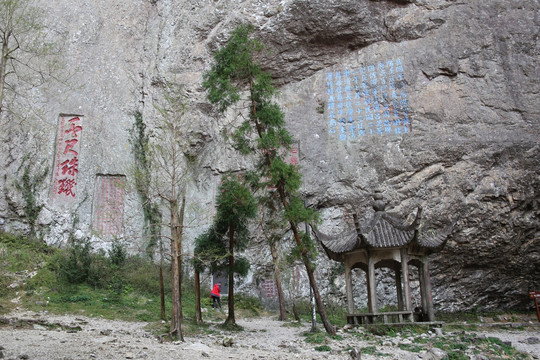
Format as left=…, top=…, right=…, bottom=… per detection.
left=195, top=174, right=256, bottom=325
left=203, top=24, right=336, bottom=335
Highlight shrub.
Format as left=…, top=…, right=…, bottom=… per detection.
left=121, top=256, right=171, bottom=295
left=108, top=240, right=127, bottom=267
left=235, top=293, right=263, bottom=315
left=59, top=237, right=92, bottom=284
left=87, top=250, right=112, bottom=288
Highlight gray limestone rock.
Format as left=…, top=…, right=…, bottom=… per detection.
left=0, top=0, right=538, bottom=313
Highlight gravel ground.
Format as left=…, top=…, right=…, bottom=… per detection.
left=0, top=310, right=539, bottom=360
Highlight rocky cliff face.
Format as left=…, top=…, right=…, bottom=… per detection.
left=0, top=0, right=538, bottom=313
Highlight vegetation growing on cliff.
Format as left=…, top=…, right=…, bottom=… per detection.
left=14, top=156, right=48, bottom=240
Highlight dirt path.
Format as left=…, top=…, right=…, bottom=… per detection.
left=1, top=310, right=539, bottom=359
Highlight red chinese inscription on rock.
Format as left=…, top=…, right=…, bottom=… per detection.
left=52, top=115, right=83, bottom=200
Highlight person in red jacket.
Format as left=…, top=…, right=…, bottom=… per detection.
left=211, top=282, right=221, bottom=309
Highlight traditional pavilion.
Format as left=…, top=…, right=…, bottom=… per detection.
left=313, top=191, right=453, bottom=325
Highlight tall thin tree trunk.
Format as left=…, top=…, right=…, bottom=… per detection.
left=159, top=265, right=166, bottom=320
left=270, top=241, right=287, bottom=321
left=276, top=186, right=335, bottom=335
left=194, top=268, right=202, bottom=324
left=170, top=238, right=182, bottom=339
left=177, top=197, right=185, bottom=321
left=169, top=197, right=183, bottom=341
left=247, top=79, right=335, bottom=335
left=226, top=225, right=235, bottom=325
left=159, top=237, right=166, bottom=320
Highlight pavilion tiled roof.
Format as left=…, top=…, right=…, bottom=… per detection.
left=313, top=228, right=357, bottom=255
left=314, top=202, right=451, bottom=261
left=362, top=212, right=416, bottom=248
left=415, top=223, right=454, bottom=251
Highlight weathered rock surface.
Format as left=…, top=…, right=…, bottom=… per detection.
left=0, top=0, right=538, bottom=312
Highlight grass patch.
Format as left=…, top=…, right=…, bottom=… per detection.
left=233, top=293, right=264, bottom=317
left=23, top=284, right=172, bottom=322
left=398, top=343, right=424, bottom=353
left=281, top=320, right=303, bottom=328
left=430, top=331, right=528, bottom=360
left=0, top=232, right=53, bottom=272
left=217, top=321, right=244, bottom=332
left=361, top=346, right=378, bottom=354
left=303, top=330, right=327, bottom=344
left=314, top=345, right=331, bottom=352
left=293, top=299, right=348, bottom=327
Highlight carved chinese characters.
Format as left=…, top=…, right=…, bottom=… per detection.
left=93, top=175, right=126, bottom=237
left=282, top=144, right=299, bottom=166
left=52, top=115, right=84, bottom=200
left=325, top=58, right=411, bottom=141
left=267, top=143, right=300, bottom=190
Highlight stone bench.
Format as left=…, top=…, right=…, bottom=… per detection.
left=347, top=311, right=414, bottom=325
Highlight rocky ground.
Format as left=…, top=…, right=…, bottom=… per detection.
left=0, top=310, right=539, bottom=360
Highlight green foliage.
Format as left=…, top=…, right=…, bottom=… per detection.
left=234, top=293, right=263, bottom=315
left=0, top=232, right=52, bottom=272
left=288, top=231, right=318, bottom=264
left=316, top=101, right=325, bottom=114
left=284, top=197, right=318, bottom=224
left=203, top=23, right=320, bottom=270
left=361, top=346, right=378, bottom=355
left=314, top=345, right=331, bottom=352
left=217, top=322, right=245, bottom=332
left=232, top=256, right=250, bottom=276
left=57, top=294, right=91, bottom=303
left=14, top=158, right=48, bottom=238
left=195, top=175, right=256, bottom=275
left=25, top=267, right=56, bottom=290
left=447, top=351, right=468, bottom=360
left=193, top=226, right=228, bottom=273
left=290, top=299, right=347, bottom=327
left=122, top=255, right=171, bottom=295
left=216, top=175, right=258, bottom=232
left=129, top=111, right=162, bottom=258
left=59, top=237, right=92, bottom=284
left=266, top=158, right=301, bottom=193
left=303, top=331, right=327, bottom=344
left=202, top=24, right=263, bottom=113
left=231, top=121, right=253, bottom=155
left=86, top=249, right=112, bottom=288
left=108, top=240, right=127, bottom=267
left=398, top=343, right=423, bottom=353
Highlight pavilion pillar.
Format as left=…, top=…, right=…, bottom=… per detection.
left=418, top=263, right=428, bottom=316
left=367, top=254, right=377, bottom=314
left=421, top=256, right=435, bottom=321
left=394, top=267, right=404, bottom=311
left=344, top=262, right=354, bottom=315
left=400, top=248, right=412, bottom=312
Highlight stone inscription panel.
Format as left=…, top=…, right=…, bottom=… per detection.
left=261, top=279, right=278, bottom=298
left=325, top=58, right=410, bottom=141
left=93, top=175, right=126, bottom=237
left=52, top=115, right=84, bottom=200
